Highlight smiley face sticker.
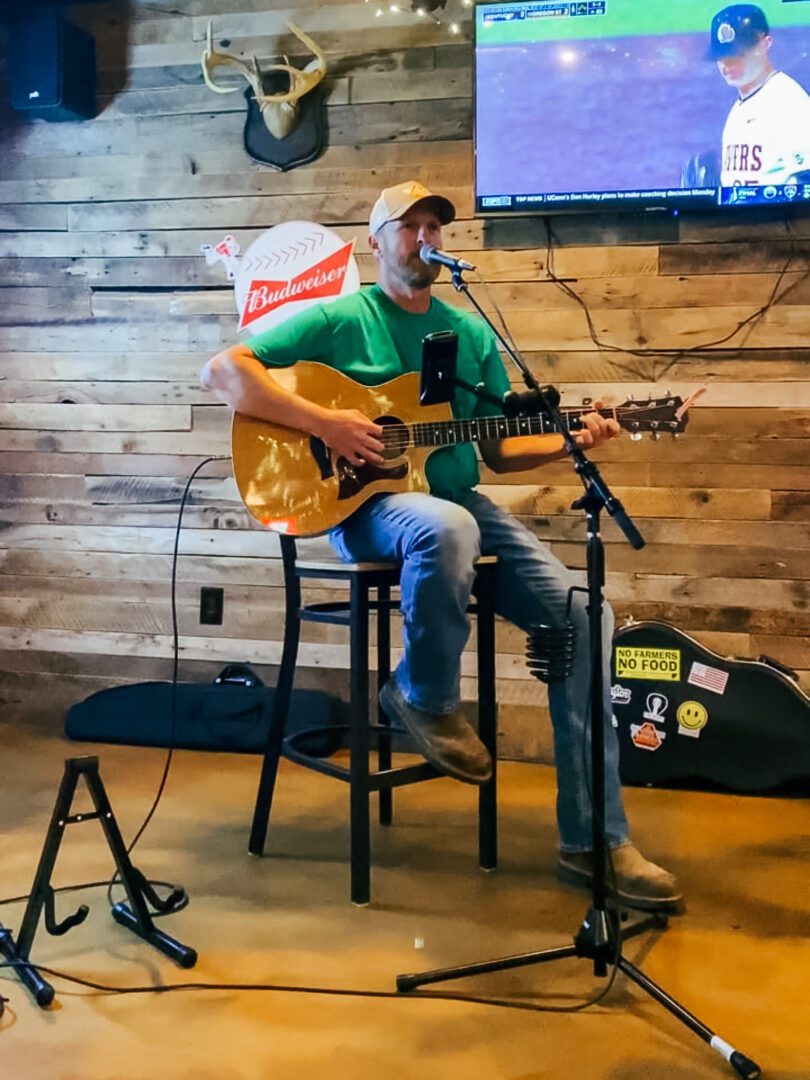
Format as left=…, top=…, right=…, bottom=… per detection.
left=676, top=700, right=708, bottom=739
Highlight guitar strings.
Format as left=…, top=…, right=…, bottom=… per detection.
left=376, top=404, right=651, bottom=450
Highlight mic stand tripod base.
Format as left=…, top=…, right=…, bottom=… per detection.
left=396, top=905, right=761, bottom=1079
left=396, top=906, right=661, bottom=993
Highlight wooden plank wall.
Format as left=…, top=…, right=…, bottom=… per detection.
left=0, top=1, right=808, bottom=759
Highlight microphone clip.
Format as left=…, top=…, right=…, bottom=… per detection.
left=502, top=385, right=561, bottom=417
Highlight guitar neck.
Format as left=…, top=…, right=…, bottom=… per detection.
left=410, top=407, right=618, bottom=447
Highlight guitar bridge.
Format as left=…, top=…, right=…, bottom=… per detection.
left=337, top=459, right=408, bottom=501
left=309, top=436, right=334, bottom=481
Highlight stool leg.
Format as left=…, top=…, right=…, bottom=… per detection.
left=249, top=572, right=301, bottom=856
left=376, top=584, right=393, bottom=827
left=475, top=567, right=498, bottom=870
left=349, top=577, right=372, bottom=904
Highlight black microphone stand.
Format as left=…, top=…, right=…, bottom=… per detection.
left=396, top=268, right=761, bottom=1080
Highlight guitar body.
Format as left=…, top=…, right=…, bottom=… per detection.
left=612, top=620, right=810, bottom=792
left=231, top=362, right=450, bottom=536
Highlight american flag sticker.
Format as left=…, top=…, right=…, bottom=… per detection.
left=687, top=661, right=729, bottom=696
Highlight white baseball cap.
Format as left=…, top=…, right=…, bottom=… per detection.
left=369, top=180, right=456, bottom=236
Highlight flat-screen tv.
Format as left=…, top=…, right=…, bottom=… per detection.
left=474, top=0, right=810, bottom=214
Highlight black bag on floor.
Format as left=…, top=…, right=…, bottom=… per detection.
left=64, top=664, right=344, bottom=758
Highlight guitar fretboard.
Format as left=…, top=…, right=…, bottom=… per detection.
left=401, top=408, right=618, bottom=448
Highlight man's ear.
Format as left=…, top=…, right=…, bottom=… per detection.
left=368, top=230, right=381, bottom=260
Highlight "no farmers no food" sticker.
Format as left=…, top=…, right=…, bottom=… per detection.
left=615, top=647, right=681, bottom=682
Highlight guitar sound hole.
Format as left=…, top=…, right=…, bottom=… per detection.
left=377, top=416, right=409, bottom=461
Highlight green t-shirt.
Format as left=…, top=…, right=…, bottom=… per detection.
left=246, top=285, right=511, bottom=496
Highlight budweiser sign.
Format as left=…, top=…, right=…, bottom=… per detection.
left=233, top=221, right=360, bottom=336
left=239, top=240, right=356, bottom=331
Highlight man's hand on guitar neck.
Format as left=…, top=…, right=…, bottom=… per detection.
left=312, top=409, right=385, bottom=467
left=571, top=406, right=621, bottom=450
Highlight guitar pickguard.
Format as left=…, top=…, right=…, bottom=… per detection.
left=336, top=458, right=409, bottom=500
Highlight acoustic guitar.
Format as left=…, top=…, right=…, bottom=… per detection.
left=232, top=361, right=696, bottom=537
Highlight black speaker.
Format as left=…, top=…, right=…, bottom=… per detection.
left=9, top=12, right=96, bottom=122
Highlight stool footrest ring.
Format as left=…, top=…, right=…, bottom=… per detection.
left=283, top=725, right=440, bottom=790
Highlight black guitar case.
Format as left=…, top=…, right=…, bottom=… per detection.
left=610, top=620, right=810, bottom=793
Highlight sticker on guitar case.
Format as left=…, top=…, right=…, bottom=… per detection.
left=677, top=700, right=709, bottom=738
left=643, top=693, right=669, bottom=723
left=610, top=684, right=632, bottom=705
left=687, top=661, right=729, bottom=696
left=630, top=721, right=667, bottom=752
left=616, top=646, right=681, bottom=682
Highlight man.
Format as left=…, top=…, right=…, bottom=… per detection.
left=202, top=180, right=682, bottom=912
left=710, top=4, right=810, bottom=188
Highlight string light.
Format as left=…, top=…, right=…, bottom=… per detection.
left=360, top=0, right=471, bottom=35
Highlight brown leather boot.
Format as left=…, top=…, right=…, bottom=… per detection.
left=379, top=679, right=492, bottom=785
left=557, top=843, right=684, bottom=913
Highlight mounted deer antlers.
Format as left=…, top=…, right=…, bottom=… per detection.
left=201, top=20, right=327, bottom=140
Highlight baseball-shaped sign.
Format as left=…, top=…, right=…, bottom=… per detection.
left=234, top=221, right=360, bottom=335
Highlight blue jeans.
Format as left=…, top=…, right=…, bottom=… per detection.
left=329, top=490, right=630, bottom=852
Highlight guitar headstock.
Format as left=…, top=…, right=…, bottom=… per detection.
left=617, top=387, right=705, bottom=440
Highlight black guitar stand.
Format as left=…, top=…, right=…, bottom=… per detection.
left=0, top=756, right=196, bottom=1008
left=397, top=269, right=762, bottom=1080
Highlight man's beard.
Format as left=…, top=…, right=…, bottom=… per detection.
left=396, top=254, right=441, bottom=290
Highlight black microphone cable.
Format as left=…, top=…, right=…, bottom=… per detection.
left=450, top=217, right=801, bottom=384
left=103, top=455, right=231, bottom=913
left=541, top=214, right=801, bottom=369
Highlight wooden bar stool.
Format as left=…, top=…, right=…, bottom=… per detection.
left=248, top=533, right=498, bottom=904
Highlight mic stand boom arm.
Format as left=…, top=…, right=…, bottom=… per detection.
left=451, top=262, right=648, bottom=548
left=449, top=266, right=645, bottom=551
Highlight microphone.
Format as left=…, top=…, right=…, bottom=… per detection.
left=419, top=244, right=476, bottom=273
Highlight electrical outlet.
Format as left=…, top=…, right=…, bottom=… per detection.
left=199, top=586, right=224, bottom=625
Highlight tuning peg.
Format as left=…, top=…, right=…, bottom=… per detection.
left=630, top=432, right=643, bottom=442
left=650, top=431, right=660, bottom=441
left=671, top=433, right=680, bottom=440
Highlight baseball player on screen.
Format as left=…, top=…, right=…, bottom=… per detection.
left=710, top=4, right=810, bottom=188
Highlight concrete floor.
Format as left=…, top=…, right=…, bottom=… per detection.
left=1, top=715, right=808, bottom=1080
